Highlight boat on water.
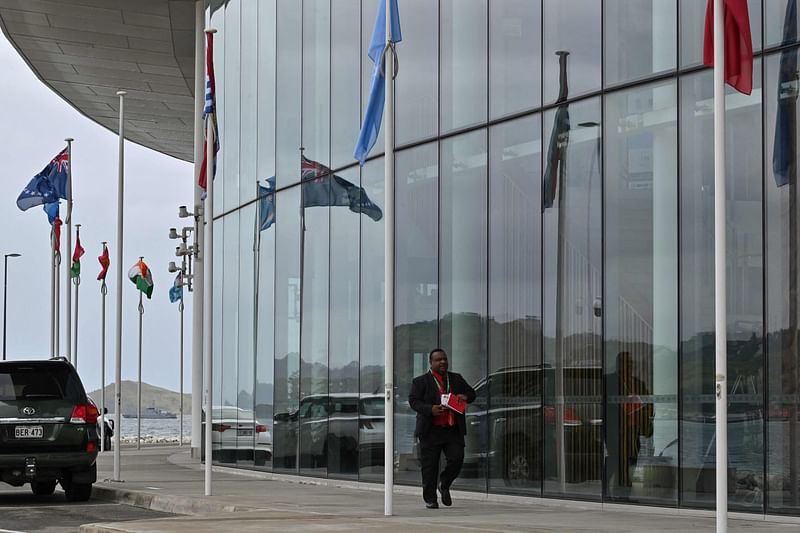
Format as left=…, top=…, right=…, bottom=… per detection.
left=123, top=407, right=177, bottom=419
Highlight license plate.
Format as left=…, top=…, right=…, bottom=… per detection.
left=14, top=426, right=43, bottom=439
left=238, top=429, right=253, bottom=436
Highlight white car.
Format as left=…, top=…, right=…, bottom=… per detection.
left=206, top=406, right=272, bottom=465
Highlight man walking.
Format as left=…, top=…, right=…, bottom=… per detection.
left=408, top=348, right=476, bottom=509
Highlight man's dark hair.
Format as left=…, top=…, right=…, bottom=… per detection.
left=429, top=348, right=447, bottom=363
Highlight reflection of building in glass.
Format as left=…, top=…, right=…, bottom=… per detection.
left=7, top=0, right=800, bottom=518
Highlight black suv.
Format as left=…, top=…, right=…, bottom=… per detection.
left=0, top=358, right=100, bottom=501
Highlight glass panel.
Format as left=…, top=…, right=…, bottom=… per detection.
left=360, top=158, right=386, bottom=481
left=441, top=0, right=488, bottom=133
left=679, top=66, right=763, bottom=510
left=302, top=0, right=330, bottom=168
left=542, top=97, right=603, bottom=500
left=440, top=130, right=488, bottom=492
left=255, top=184, right=276, bottom=471
left=328, top=167, right=361, bottom=479
left=330, top=0, right=360, bottom=170
left=486, top=115, right=543, bottom=494
left=765, top=47, right=799, bottom=513
left=240, top=0, right=258, bottom=205
left=395, top=143, right=439, bottom=488
left=223, top=1, right=240, bottom=211
left=543, top=0, right=601, bottom=105
left=276, top=0, right=302, bottom=188
left=273, top=186, right=301, bottom=472
left=219, top=211, right=239, bottom=465
left=396, top=0, right=438, bottom=145
left=211, top=216, right=224, bottom=462
left=766, top=0, right=799, bottom=49
left=604, top=0, right=676, bottom=86
left=489, top=0, right=541, bottom=119
left=604, top=80, right=678, bottom=504
left=680, top=0, right=761, bottom=68
left=257, top=0, right=276, bottom=189
left=236, top=205, right=257, bottom=467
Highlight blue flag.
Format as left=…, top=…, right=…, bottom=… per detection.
left=258, top=177, right=276, bottom=232
left=17, top=148, right=70, bottom=211
left=353, top=0, right=401, bottom=165
left=773, top=0, right=797, bottom=187
left=43, top=202, right=60, bottom=225
left=302, top=156, right=383, bottom=220
left=169, top=272, right=183, bottom=303
left=543, top=52, right=570, bottom=210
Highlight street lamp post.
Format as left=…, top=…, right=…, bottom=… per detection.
left=3, top=253, right=22, bottom=361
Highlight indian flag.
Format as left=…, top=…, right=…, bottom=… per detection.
left=128, top=258, right=154, bottom=299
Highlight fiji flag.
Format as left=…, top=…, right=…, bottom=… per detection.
left=17, top=148, right=70, bottom=211
left=258, top=177, right=276, bottom=232
left=169, top=272, right=183, bottom=303
left=353, top=0, right=401, bottom=165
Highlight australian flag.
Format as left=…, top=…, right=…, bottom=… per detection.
left=17, top=148, right=70, bottom=211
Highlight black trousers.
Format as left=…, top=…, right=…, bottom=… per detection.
left=418, top=426, right=464, bottom=503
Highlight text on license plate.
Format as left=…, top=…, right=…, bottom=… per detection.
left=15, top=426, right=43, bottom=438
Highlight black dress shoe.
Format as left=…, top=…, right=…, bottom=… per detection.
left=439, top=484, right=452, bottom=506
left=425, top=501, right=439, bottom=509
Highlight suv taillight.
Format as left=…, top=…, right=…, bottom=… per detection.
left=255, top=424, right=268, bottom=433
left=71, top=404, right=99, bottom=424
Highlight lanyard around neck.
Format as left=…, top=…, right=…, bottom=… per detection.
left=430, top=370, right=450, bottom=393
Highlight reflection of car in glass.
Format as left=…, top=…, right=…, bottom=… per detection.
left=0, top=358, right=99, bottom=501
left=463, top=365, right=603, bottom=486
left=205, top=406, right=272, bottom=465
left=274, top=394, right=386, bottom=470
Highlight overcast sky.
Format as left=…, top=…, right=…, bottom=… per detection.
left=0, top=33, right=194, bottom=395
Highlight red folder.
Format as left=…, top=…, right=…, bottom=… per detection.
left=441, top=393, right=466, bottom=415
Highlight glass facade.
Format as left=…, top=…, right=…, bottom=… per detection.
left=208, top=0, right=800, bottom=515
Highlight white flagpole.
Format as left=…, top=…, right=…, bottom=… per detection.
left=55, top=241, right=60, bottom=357
left=100, top=242, right=108, bottom=453
left=713, top=0, right=727, bottom=531
left=384, top=0, right=395, bottom=517
left=191, top=0, right=205, bottom=460
left=73, top=224, right=81, bottom=370
left=137, top=279, right=144, bottom=450
left=113, top=90, right=126, bottom=482
left=203, top=27, right=217, bottom=498
left=65, top=138, right=73, bottom=365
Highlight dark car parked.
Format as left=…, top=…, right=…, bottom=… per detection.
left=0, top=358, right=100, bottom=501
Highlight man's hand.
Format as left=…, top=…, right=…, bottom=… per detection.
left=432, top=405, right=447, bottom=416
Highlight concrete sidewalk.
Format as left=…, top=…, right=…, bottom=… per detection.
left=80, top=447, right=797, bottom=532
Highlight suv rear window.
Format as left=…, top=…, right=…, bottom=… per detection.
left=0, top=363, right=85, bottom=402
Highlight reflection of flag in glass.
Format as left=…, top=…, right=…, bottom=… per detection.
left=169, top=272, right=183, bottom=303
left=17, top=148, right=70, bottom=211
left=703, top=0, right=753, bottom=95
left=301, top=156, right=382, bottom=221
left=128, top=258, right=154, bottom=299
left=258, top=177, right=276, bottom=232
left=97, top=244, right=110, bottom=281
left=70, top=230, right=85, bottom=278
left=774, top=0, right=798, bottom=188
left=353, top=0, right=402, bottom=165
left=543, top=105, right=570, bottom=209
left=198, top=31, right=219, bottom=194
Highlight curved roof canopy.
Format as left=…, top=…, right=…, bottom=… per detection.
left=0, top=0, right=197, bottom=162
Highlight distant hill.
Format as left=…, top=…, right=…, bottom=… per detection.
left=88, top=381, right=191, bottom=416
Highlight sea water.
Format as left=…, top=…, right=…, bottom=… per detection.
left=115, top=414, right=192, bottom=441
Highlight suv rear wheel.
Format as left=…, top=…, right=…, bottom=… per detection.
left=30, top=480, right=57, bottom=496
left=62, top=480, right=92, bottom=502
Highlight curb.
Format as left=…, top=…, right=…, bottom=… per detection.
left=90, top=484, right=260, bottom=516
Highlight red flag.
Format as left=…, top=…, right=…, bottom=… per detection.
left=97, top=244, right=110, bottom=281
left=703, top=0, right=753, bottom=95
left=52, top=217, right=62, bottom=252
left=198, top=31, right=218, bottom=193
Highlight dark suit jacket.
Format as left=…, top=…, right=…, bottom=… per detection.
left=408, top=371, right=476, bottom=440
